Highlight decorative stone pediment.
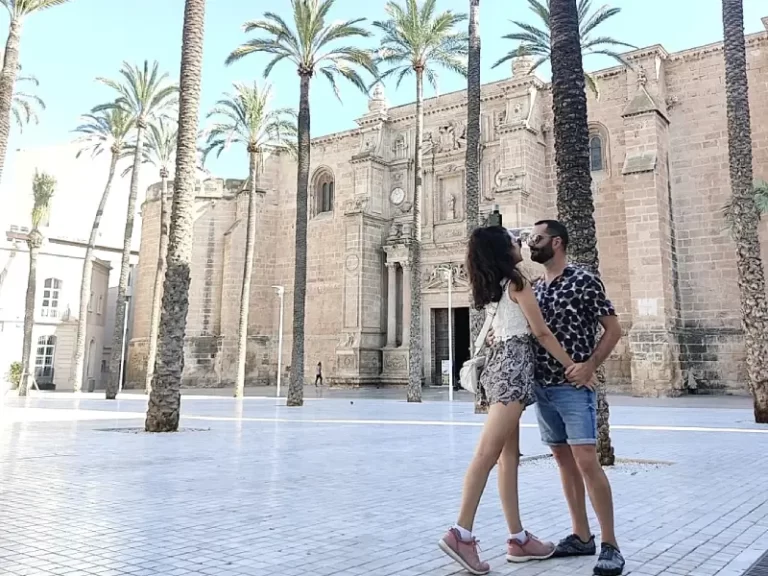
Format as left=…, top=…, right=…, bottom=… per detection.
left=423, top=263, right=469, bottom=290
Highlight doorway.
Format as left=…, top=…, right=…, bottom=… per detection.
left=431, top=307, right=470, bottom=386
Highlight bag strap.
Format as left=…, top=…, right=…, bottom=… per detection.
left=471, top=280, right=509, bottom=357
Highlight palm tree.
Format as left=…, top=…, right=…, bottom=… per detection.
left=202, top=82, right=296, bottom=399
left=97, top=61, right=178, bottom=400
left=721, top=0, right=768, bottom=424
left=69, top=108, right=135, bottom=393
left=0, top=0, right=71, bottom=185
left=373, top=0, right=468, bottom=403
left=145, top=0, right=206, bottom=433
left=494, top=0, right=635, bottom=97
left=226, top=0, right=377, bottom=407
left=465, top=0, right=487, bottom=414
left=134, top=118, right=177, bottom=394
left=18, top=170, right=55, bottom=397
left=548, top=0, right=614, bottom=465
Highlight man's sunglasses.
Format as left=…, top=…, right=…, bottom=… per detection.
left=527, top=233, right=560, bottom=247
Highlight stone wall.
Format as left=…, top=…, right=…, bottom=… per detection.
left=127, top=22, right=768, bottom=395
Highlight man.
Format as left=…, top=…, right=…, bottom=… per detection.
left=491, top=220, right=624, bottom=576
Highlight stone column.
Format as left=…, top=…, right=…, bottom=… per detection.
left=401, top=261, right=412, bottom=347
left=386, top=262, right=398, bottom=346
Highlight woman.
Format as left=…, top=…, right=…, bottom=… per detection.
left=438, top=226, right=576, bottom=575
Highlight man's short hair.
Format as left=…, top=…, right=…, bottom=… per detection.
left=534, top=219, right=569, bottom=249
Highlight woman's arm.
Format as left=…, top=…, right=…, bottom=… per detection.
left=509, top=282, right=574, bottom=369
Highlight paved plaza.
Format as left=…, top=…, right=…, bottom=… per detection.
left=1, top=390, right=768, bottom=576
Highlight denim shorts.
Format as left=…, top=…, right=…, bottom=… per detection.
left=534, top=384, right=597, bottom=446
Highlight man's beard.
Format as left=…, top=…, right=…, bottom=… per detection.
left=530, top=244, right=554, bottom=264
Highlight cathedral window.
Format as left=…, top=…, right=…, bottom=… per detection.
left=312, top=168, right=335, bottom=216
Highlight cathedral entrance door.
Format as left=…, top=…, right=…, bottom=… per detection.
left=431, top=307, right=470, bottom=386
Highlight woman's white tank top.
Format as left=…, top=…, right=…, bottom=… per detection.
left=489, top=281, right=530, bottom=341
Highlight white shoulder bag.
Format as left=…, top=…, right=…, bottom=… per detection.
left=459, top=300, right=500, bottom=395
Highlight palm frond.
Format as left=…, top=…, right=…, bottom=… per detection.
left=580, top=5, right=621, bottom=37
left=584, top=72, right=600, bottom=99
left=2, top=0, right=70, bottom=18
left=30, top=170, right=56, bottom=229
left=754, top=181, right=768, bottom=215
left=73, top=107, right=135, bottom=159
left=722, top=181, right=768, bottom=233
left=228, top=0, right=378, bottom=102
left=499, top=0, right=633, bottom=80
left=374, top=0, right=467, bottom=91
left=97, top=60, right=178, bottom=125
left=202, top=81, right=297, bottom=166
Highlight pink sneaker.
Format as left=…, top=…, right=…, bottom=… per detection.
left=438, top=528, right=490, bottom=575
left=506, top=531, right=556, bottom=562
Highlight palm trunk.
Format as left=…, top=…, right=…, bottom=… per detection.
left=550, top=0, right=613, bottom=464
left=145, top=0, right=206, bottom=432
left=407, top=67, right=425, bottom=403
left=465, top=0, right=480, bottom=235
left=466, top=0, right=487, bottom=414
left=234, top=150, right=258, bottom=398
left=722, top=0, right=768, bottom=423
left=144, top=172, right=171, bottom=393
left=19, top=231, right=42, bottom=397
left=286, top=72, right=311, bottom=408
left=0, top=18, right=22, bottom=187
left=105, top=123, right=146, bottom=400
left=71, top=151, right=119, bottom=393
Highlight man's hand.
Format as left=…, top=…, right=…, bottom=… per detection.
left=485, top=328, right=495, bottom=347
left=566, top=361, right=596, bottom=388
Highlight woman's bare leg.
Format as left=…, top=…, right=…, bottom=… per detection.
left=456, top=401, right=525, bottom=531
left=498, top=422, right=523, bottom=534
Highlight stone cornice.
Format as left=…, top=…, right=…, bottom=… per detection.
left=349, top=153, right=388, bottom=166
left=668, top=30, right=767, bottom=62
left=387, top=76, right=544, bottom=125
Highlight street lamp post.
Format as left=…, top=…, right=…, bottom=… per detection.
left=272, top=286, right=285, bottom=398
left=438, top=264, right=454, bottom=402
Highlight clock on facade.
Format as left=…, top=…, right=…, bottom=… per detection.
left=390, top=187, right=405, bottom=205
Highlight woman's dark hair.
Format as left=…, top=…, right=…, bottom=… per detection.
left=466, top=226, right=526, bottom=310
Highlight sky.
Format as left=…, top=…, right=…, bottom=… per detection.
left=2, top=0, right=766, bottom=186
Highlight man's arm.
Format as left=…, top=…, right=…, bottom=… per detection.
left=565, top=274, right=620, bottom=385
left=589, top=315, right=622, bottom=369
left=565, top=316, right=621, bottom=385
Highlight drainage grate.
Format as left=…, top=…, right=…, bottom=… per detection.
left=745, top=550, right=768, bottom=576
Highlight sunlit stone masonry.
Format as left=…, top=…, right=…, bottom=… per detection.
left=126, top=18, right=768, bottom=395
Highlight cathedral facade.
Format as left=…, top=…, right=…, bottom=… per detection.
left=126, top=20, right=768, bottom=396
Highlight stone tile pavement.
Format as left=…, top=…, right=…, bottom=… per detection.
left=1, top=392, right=767, bottom=576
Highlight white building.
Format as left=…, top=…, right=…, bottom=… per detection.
left=1, top=142, right=144, bottom=391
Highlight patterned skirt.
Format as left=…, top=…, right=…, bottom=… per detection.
left=480, top=335, right=536, bottom=407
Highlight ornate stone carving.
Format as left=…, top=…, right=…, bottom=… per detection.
left=447, top=194, right=456, bottom=220
left=368, top=83, right=388, bottom=114
left=392, top=133, right=409, bottom=160
left=345, top=254, right=359, bottom=271
left=383, top=350, right=408, bottom=371
left=433, top=223, right=464, bottom=242
left=637, top=66, right=648, bottom=87
left=436, top=120, right=467, bottom=152
left=338, top=333, right=359, bottom=348
left=665, top=95, right=679, bottom=110
left=344, top=196, right=369, bottom=214
left=423, top=263, right=469, bottom=290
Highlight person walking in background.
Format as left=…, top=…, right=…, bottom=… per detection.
left=315, top=362, right=323, bottom=387
left=439, top=227, right=578, bottom=575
